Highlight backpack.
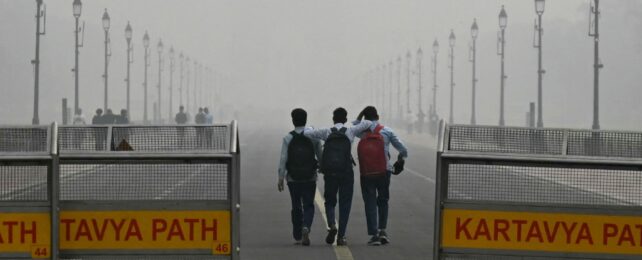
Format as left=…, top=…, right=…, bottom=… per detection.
left=357, top=124, right=388, bottom=177
left=320, top=127, right=353, bottom=176
left=286, top=131, right=317, bottom=181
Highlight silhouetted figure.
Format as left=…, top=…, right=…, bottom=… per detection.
left=72, top=108, right=86, bottom=150
left=204, top=107, right=214, bottom=147
left=195, top=107, right=206, bottom=124
left=204, top=107, right=214, bottom=124
left=92, top=109, right=105, bottom=151
left=175, top=106, right=188, bottom=124
left=92, top=109, right=103, bottom=125
left=115, top=109, right=129, bottom=124
left=102, top=109, right=116, bottom=124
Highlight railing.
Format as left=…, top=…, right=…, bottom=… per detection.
left=434, top=124, right=642, bottom=260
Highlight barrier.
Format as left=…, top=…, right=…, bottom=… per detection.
left=0, top=122, right=240, bottom=259
left=434, top=125, right=642, bottom=260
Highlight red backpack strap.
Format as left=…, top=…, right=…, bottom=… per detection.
left=373, top=124, right=384, bottom=134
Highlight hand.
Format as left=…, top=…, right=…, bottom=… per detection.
left=393, top=159, right=405, bottom=175
left=277, top=178, right=284, bottom=192
left=397, top=154, right=405, bottom=162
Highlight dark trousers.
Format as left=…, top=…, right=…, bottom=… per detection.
left=324, top=172, right=354, bottom=238
left=360, top=172, right=391, bottom=236
left=287, top=181, right=316, bottom=241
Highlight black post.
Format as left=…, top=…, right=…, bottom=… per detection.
left=33, top=0, right=45, bottom=125
left=590, top=0, right=602, bottom=130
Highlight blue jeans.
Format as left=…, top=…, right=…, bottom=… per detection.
left=360, top=172, right=391, bottom=236
left=324, top=171, right=354, bottom=238
left=287, top=181, right=316, bottom=240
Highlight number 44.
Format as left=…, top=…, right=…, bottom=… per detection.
left=31, top=245, right=50, bottom=258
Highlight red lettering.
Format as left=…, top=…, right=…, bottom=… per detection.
left=167, top=219, right=185, bottom=241
left=493, top=219, right=510, bottom=241
left=618, top=224, right=635, bottom=246
left=125, top=220, right=142, bottom=241
left=3, top=221, right=17, bottom=243
left=636, top=225, right=642, bottom=247
left=576, top=223, right=593, bottom=245
left=110, top=219, right=126, bottom=241
left=603, top=223, right=618, bottom=245
left=526, top=221, right=543, bottom=243
left=91, top=219, right=110, bottom=241
left=152, top=219, right=167, bottom=241
left=455, top=218, right=472, bottom=240
left=473, top=219, right=490, bottom=241
left=75, top=219, right=92, bottom=241
left=202, top=219, right=217, bottom=241
left=185, top=219, right=199, bottom=241
left=543, top=221, right=561, bottom=243
left=561, top=222, right=578, bottom=244
left=512, top=220, right=527, bottom=242
left=61, top=219, right=75, bottom=241
left=20, top=221, right=36, bottom=244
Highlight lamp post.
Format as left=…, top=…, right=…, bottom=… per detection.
left=124, top=22, right=133, bottom=116
left=102, top=9, right=111, bottom=110
left=417, top=48, right=424, bottom=133
left=396, top=56, right=402, bottom=122
left=431, top=39, right=439, bottom=120
left=406, top=51, right=411, bottom=114
left=470, top=19, right=479, bottom=125
left=185, top=56, right=191, bottom=113
left=448, top=30, right=456, bottom=124
left=382, top=63, right=386, bottom=112
left=534, top=0, right=545, bottom=128
left=179, top=52, right=184, bottom=107
left=169, top=47, right=175, bottom=120
left=589, top=0, right=602, bottom=130
left=388, top=60, right=393, bottom=116
left=499, top=6, right=507, bottom=126
left=157, top=39, right=163, bottom=123
left=194, top=60, right=198, bottom=109
left=72, top=0, right=83, bottom=116
left=32, top=0, right=46, bottom=125
left=142, top=31, right=150, bottom=124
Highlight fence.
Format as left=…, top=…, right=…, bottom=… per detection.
left=434, top=124, right=642, bottom=260
left=0, top=122, right=240, bottom=260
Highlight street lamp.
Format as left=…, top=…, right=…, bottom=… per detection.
left=102, top=9, right=111, bottom=111
left=32, top=0, right=46, bottom=125
left=406, top=51, right=412, bottom=114
left=448, top=30, right=456, bottom=124
left=157, top=39, right=164, bottom=123
left=125, top=22, right=133, bottom=115
left=498, top=5, right=507, bottom=126
left=470, top=19, right=478, bottom=125
left=589, top=0, right=603, bottom=130
left=416, top=47, right=424, bottom=133
left=185, top=56, right=191, bottom=113
left=143, top=31, right=150, bottom=124
left=169, top=47, right=175, bottom=120
left=388, top=60, right=393, bottom=116
left=431, top=39, right=439, bottom=122
left=534, top=0, right=545, bottom=127
left=72, top=0, right=84, bottom=116
left=396, top=56, right=402, bottom=122
left=179, top=52, right=184, bottom=107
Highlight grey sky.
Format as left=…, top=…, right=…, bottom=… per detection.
left=1, top=0, right=641, bottom=130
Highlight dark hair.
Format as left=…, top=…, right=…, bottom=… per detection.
left=291, top=108, right=307, bottom=127
left=362, top=106, right=379, bottom=121
left=332, top=107, right=347, bottom=124
left=179, top=105, right=184, bottom=111
left=96, top=108, right=103, bottom=115
left=198, top=107, right=203, bottom=112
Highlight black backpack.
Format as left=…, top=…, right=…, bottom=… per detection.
left=320, top=127, right=353, bottom=176
left=286, top=131, right=317, bottom=181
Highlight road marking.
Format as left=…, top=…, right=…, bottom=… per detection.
left=405, top=168, right=435, bottom=184
left=314, top=188, right=354, bottom=260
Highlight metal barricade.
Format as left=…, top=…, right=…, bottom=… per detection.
left=55, top=122, right=240, bottom=259
left=434, top=125, right=642, bottom=260
left=0, top=124, right=57, bottom=259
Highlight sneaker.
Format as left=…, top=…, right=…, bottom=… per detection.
left=294, top=240, right=302, bottom=245
left=326, top=226, right=338, bottom=244
left=378, top=230, right=389, bottom=245
left=302, top=227, right=310, bottom=246
left=367, top=235, right=382, bottom=246
left=336, top=236, right=348, bottom=246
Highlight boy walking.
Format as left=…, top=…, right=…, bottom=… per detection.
left=355, top=106, right=408, bottom=246
left=278, top=108, right=322, bottom=246
left=304, top=107, right=373, bottom=246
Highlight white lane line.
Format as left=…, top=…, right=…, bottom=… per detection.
left=405, top=168, right=435, bottom=184
left=153, top=167, right=202, bottom=200
left=314, top=188, right=355, bottom=260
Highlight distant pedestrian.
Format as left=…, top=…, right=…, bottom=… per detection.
left=204, top=107, right=214, bottom=147
left=175, top=106, right=188, bottom=124
left=354, top=106, right=408, bottom=246
left=304, top=107, right=374, bottom=246
left=72, top=108, right=86, bottom=150
left=102, top=109, right=116, bottom=124
left=278, top=108, right=322, bottom=246
left=195, top=108, right=206, bottom=147
left=91, top=109, right=105, bottom=150
left=204, top=107, right=214, bottom=124
left=115, top=109, right=129, bottom=124
left=92, top=109, right=103, bottom=125
left=73, top=108, right=86, bottom=125
left=195, top=107, right=206, bottom=124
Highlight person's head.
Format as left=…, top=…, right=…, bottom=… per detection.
left=106, top=109, right=113, bottom=115
left=198, top=107, right=203, bottom=113
left=362, top=106, right=379, bottom=121
left=204, top=107, right=209, bottom=114
left=179, top=105, right=184, bottom=112
left=332, top=107, right=348, bottom=124
left=76, top=108, right=82, bottom=116
left=96, top=108, right=103, bottom=115
left=291, top=108, right=307, bottom=127
left=120, top=109, right=127, bottom=116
